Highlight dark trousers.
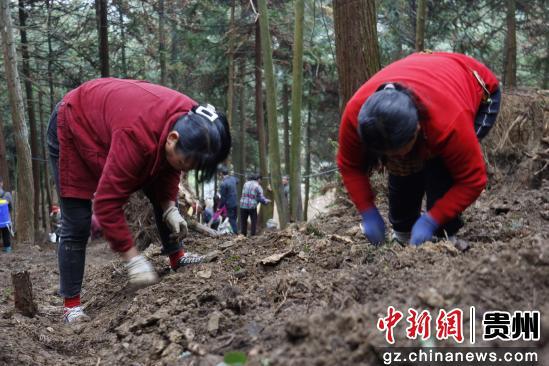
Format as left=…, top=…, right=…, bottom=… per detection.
left=47, top=105, right=180, bottom=298
left=388, top=158, right=463, bottom=238
left=240, top=208, right=257, bottom=236
left=1, top=227, right=11, bottom=248
left=389, top=88, right=501, bottom=238
left=227, top=207, right=238, bottom=234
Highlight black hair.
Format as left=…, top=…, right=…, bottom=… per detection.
left=357, top=82, right=426, bottom=173
left=219, top=165, right=229, bottom=176
left=171, top=106, right=231, bottom=183
left=247, top=172, right=260, bottom=181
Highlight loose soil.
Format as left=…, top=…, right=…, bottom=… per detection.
left=1, top=174, right=548, bottom=366
left=1, top=91, right=548, bottom=365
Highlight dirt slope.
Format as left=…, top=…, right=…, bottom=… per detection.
left=1, top=176, right=548, bottom=366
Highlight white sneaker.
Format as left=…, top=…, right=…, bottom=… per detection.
left=63, top=306, right=91, bottom=324
left=126, top=255, right=159, bottom=289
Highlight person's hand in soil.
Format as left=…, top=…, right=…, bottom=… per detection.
left=360, top=207, right=386, bottom=245
left=121, top=247, right=159, bottom=289
left=410, top=213, right=438, bottom=245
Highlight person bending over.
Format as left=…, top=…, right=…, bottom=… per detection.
left=337, top=52, right=500, bottom=247
left=47, top=78, right=231, bottom=323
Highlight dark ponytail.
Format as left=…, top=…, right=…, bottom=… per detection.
left=172, top=106, right=231, bottom=182
left=357, top=82, right=425, bottom=173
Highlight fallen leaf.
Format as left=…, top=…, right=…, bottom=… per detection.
left=258, top=251, right=293, bottom=265
left=197, top=269, right=212, bottom=279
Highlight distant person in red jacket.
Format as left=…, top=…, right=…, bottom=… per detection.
left=47, top=78, right=231, bottom=323
left=337, top=52, right=500, bottom=247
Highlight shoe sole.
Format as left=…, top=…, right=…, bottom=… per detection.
left=126, top=277, right=160, bottom=292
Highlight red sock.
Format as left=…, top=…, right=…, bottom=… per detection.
left=64, top=295, right=81, bottom=309
left=169, top=249, right=185, bottom=269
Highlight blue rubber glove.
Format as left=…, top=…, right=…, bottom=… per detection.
left=410, top=213, right=438, bottom=246
left=360, top=207, right=386, bottom=246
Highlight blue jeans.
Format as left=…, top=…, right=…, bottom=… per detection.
left=47, top=105, right=181, bottom=298
left=227, top=206, right=238, bottom=234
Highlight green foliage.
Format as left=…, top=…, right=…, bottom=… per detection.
left=223, top=351, right=248, bottom=366
left=1, top=286, right=12, bottom=304
left=0, top=0, right=546, bottom=197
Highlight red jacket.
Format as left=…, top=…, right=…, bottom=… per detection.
left=337, top=52, right=499, bottom=225
left=57, top=78, right=197, bottom=252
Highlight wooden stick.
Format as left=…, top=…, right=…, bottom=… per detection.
left=187, top=220, right=219, bottom=237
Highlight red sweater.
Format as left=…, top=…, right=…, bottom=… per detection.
left=337, top=52, right=499, bottom=225
left=57, top=78, right=197, bottom=252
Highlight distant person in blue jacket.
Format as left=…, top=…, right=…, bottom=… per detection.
left=0, top=177, right=13, bottom=253
left=219, top=167, right=239, bottom=234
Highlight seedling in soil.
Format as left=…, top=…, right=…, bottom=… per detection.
left=223, top=351, right=247, bottom=366
left=227, top=255, right=241, bottom=263
left=1, top=287, right=12, bottom=303
left=305, top=223, right=324, bottom=237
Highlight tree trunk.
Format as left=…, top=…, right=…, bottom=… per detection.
left=40, top=169, right=46, bottom=230
left=18, top=0, right=40, bottom=235
left=415, top=0, right=427, bottom=52
left=392, top=1, right=404, bottom=61
left=46, top=0, right=55, bottom=111
left=254, top=16, right=271, bottom=229
left=226, top=0, right=236, bottom=127
left=38, top=91, right=53, bottom=209
left=38, top=91, right=52, bottom=231
left=0, top=112, right=10, bottom=190
left=96, top=0, right=109, bottom=77
left=503, top=0, right=517, bottom=90
left=258, top=0, right=287, bottom=229
left=169, top=3, right=181, bottom=87
left=289, top=0, right=304, bottom=222
left=303, top=96, right=312, bottom=222
left=158, top=0, right=166, bottom=85
left=281, top=80, right=290, bottom=222
left=0, top=0, right=35, bottom=244
left=117, top=0, right=127, bottom=77
left=194, top=170, right=199, bottom=198
left=238, top=58, right=246, bottom=179
left=543, top=33, right=549, bottom=89
left=333, top=0, right=381, bottom=110
left=282, top=81, right=290, bottom=175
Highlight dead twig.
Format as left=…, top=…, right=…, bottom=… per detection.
left=496, top=114, right=527, bottom=152
left=274, top=288, right=290, bottom=315
left=213, top=334, right=235, bottom=351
